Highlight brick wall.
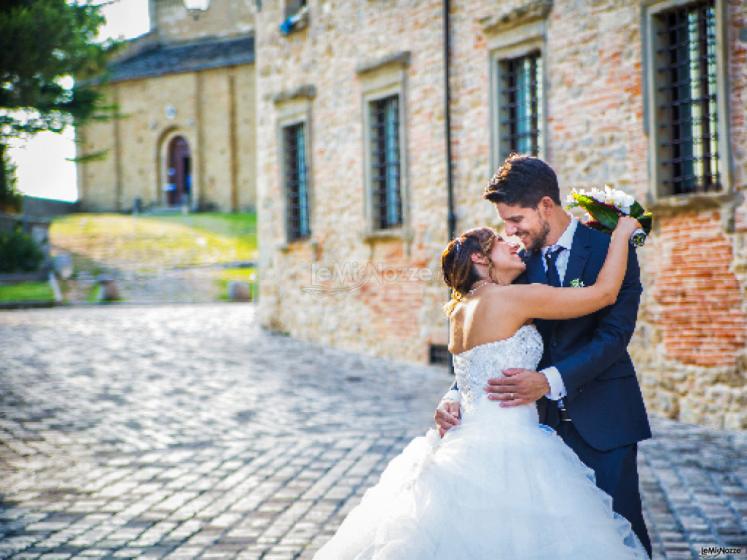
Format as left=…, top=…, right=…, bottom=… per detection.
left=252, top=0, right=747, bottom=429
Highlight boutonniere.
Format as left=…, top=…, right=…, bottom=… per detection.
left=570, top=278, right=585, bottom=288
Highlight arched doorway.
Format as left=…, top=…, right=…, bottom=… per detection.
left=165, top=136, right=192, bottom=207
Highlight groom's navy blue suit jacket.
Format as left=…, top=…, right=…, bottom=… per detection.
left=451, top=223, right=652, bottom=452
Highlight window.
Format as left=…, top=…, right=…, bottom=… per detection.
left=655, top=1, right=720, bottom=195
left=369, top=95, right=403, bottom=230
left=644, top=0, right=731, bottom=199
left=358, top=52, right=409, bottom=236
left=487, top=19, right=547, bottom=172
left=285, top=0, right=306, bottom=18
left=499, top=52, right=543, bottom=157
left=282, top=123, right=310, bottom=241
left=280, top=0, right=308, bottom=35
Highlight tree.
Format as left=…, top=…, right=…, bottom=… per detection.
left=0, top=0, right=120, bottom=211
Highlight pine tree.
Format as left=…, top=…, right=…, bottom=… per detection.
left=0, top=0, right=120, bottom=210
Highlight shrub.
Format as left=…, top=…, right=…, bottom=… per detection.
left=0, top=227, right=44, bottom=272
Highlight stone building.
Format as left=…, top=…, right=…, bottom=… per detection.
left=255, top=0, right=747, bottom=430
left=76, top=0, right=257, bottom=212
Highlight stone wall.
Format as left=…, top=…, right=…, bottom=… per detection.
left=78, top=63, right=256, bottom=213
left=151, top=0, right=255, bottom=43
left=255, top=1, right=451, bottom=363
left=255, top=0, right=746, bottom=429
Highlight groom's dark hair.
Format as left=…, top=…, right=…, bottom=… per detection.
left=483, top=153, right=561, bottom=208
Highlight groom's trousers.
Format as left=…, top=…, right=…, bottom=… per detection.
left=556, top=420, right=652, bottom=558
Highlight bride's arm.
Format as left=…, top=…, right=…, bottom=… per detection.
left=505, top=217, right=640, bottom=322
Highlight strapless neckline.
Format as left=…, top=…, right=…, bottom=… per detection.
left=453, top=324, right=537, bottom=358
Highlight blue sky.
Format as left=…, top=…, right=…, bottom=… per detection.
left=8, top=0, right=150, bottom=202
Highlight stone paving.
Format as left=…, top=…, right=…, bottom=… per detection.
left=65, top=266, right=241, bottom=305
left=0, top=304, right=745, bottom=560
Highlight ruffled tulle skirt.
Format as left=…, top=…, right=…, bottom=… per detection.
left=313, top=398, right=649, bottom=559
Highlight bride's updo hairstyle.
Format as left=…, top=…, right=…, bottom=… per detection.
left=441, top=227, right=497, bottom=316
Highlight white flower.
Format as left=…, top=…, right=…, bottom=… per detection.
left=603, top=185, right=618, bottom=205
left=590, top=188, right=606, bottom=203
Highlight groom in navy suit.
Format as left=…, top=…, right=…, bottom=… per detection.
left=435, top=154, right=653, bottom=557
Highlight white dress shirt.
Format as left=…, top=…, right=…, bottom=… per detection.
left=538, top=216, right=579, bottom=401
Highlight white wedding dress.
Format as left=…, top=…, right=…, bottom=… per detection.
left=313, top=324, right=649, bottom=559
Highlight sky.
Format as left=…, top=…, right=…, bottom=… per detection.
left=8, top=0, right=151, bottom=202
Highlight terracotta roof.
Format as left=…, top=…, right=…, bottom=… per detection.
left=108, top=35, right=254, bottom=83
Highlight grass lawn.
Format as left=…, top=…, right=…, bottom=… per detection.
left=0, top=281, right=54, bottom=303
left=143, top=212, right=257, bottom=238
left=50, top=212, right=257, bottom=271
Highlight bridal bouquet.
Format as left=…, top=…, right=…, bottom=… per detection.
left=566, top=185, right=653, bottom=247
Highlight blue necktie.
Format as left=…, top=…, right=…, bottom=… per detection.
left=544, top=246, right=572, bottom=422
left=544, top=246, right=563, bottom=287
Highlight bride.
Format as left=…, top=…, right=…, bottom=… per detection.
left=313, top=216, right=650, bottom=560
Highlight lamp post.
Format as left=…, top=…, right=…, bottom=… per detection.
left=183, top=0, right=210, bottom=18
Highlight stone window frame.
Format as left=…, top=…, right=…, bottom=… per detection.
left=642, top=0, right=734, bottom=208
left=275, top=88, right=315, bottom=248
left=486, top=18, right=549, bottom=175
left=357, top=53, right=412, bottom=242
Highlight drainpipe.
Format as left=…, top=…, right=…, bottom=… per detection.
left=443, top=0, right=456, bottom=241
left=443, top=0, right=456, bottom=376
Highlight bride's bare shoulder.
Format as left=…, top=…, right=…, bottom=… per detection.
left=480, top=283, right=536, bottom=300
left=474, top=284, right=513, bottom=311
left=478, top=283, right=547, bottom=313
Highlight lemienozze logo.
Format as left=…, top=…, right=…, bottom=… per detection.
left=700, top=545, right=745, bottom=558
left=302, top=262, right=433, bottom=294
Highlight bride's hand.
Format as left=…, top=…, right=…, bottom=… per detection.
left=614, top=216, right=642, bottom=239
left=435, top=402, right=461, bottom=437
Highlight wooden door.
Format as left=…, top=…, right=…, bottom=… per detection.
left=166, top=136, right=192, bottom=206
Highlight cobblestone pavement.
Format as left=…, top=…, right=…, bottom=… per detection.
left=0, top=305, right=745, bottom=560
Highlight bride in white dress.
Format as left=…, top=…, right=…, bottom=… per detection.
left=313, top=217, right=649, bottom=560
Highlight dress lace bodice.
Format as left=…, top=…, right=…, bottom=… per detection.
left=452, top=324, right=544, bottom=417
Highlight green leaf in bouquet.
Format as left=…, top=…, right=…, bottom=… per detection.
left=628, top=201, right=646, bottom=218
left=585, top=203, right=620, bottom=232
left=637, top=212, right=653, bottom=235
left=571, top=194, right=619, bottom=232
left=572, top=193, right=598, bottom=208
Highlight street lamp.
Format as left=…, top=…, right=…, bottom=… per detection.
left=183, top=0, right=210, bottom=18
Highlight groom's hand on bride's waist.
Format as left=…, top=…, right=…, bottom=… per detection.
left=485, top=369, right=550, bottom=407
left=435, top=402, right=461, bottom=438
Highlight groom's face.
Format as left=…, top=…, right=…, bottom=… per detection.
left=495, top=202, right=551, bottom=253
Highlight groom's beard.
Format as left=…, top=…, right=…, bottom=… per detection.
left=526, top=219, right=551, bottom=253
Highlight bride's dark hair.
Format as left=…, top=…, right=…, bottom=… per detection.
left=441, top=227, right=497, bottom=316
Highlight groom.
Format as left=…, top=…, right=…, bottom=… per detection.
left=435, top=154, right=653, bottom=556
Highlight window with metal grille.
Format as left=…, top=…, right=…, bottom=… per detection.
left=283, top=123, right=310, bottom=241
left=369, top=95, right=403, bottom=230
left=499, top=52, right=543, bottom=157
left=655, top=1, right=720, bottom=195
